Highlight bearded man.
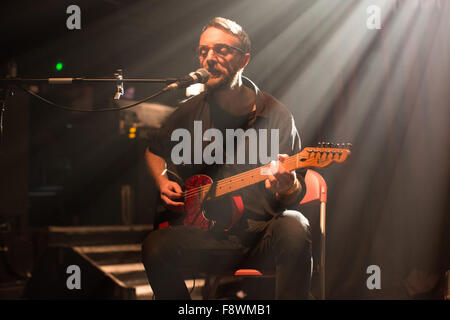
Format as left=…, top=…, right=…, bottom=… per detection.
left=142, top=17, right=312, bottom=300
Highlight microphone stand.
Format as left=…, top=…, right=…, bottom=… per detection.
left=0, top=68, right=178, bottom=99
left=0, top=77, right=178, bottom=84
left=0, top=75, right=178, bottom=84
left=0, top=68, right=180, bottom=152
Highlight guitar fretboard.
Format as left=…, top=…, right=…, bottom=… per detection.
left=200, top=154, right=299, bottom=199
left=183, top=146, right=350, bottom=201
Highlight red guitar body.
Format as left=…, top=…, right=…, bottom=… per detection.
left=158, top=174, right=244, bottom=231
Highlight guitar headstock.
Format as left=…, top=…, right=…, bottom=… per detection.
left=296, top=142, right=352, bottom=168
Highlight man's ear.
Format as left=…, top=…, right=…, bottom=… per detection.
left=239, top=53, right=251, bottom=70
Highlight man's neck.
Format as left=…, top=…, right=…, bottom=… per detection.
left=212, top=78, right=256, bottom=116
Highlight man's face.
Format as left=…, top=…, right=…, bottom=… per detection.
left=198, top=27, right=249, bottom=91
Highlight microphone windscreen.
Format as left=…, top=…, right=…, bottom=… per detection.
left=195, top=68, right=210, bottom=83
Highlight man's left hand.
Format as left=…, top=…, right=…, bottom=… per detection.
left=264, top=154, right=297, bottom=194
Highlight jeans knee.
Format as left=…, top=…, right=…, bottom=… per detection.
left=273, top=210, right=311, bottom=253
left=281, top=210, right=310, bottom=229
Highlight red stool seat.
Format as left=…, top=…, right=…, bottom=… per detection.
left=233, top=269, right=263, bottom=276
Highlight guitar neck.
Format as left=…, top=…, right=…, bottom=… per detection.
left=206, top=154, right=300, bottom=199
left=200, top=145, right=351, bottom=199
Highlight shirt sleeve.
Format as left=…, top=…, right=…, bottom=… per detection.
left=270, top=112, right=307, bottom=209
left=146, top=103, right=190, bottom=164
left=147, top=114, right=174, bottom=162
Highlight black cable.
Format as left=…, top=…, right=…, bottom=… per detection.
left=17, top=85, right=169, bottom=112
left=0, top=98, right=6, bottom=150
left=0, top=88, right=11, bottom=153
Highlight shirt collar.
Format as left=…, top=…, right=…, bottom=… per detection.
left=242, top=76, right=269, bottom=119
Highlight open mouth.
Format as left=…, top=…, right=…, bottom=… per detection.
left=208, top=70, right=222, bottom=78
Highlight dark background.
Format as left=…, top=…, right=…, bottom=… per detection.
left=0, top=0, right=448, bottom=299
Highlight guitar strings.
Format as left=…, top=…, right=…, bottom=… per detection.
left=182, top=156, right=298, bottom=198
left=181, top=148, right=343, bottom=200
left=182, top=156, right=299, bottom=199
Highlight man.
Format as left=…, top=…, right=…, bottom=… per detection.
left=142, top=17, right=311, bottom=299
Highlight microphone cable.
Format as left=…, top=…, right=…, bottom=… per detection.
left=15, top=84, right=170, bottom=112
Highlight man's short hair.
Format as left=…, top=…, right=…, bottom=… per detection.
left=202, top=17, right=251, bottom=54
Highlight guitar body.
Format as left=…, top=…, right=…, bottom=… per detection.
left=183, top=174, right=214, bottom=231
left=160, top=174, right=244, bottom=231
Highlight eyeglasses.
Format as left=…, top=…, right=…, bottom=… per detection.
left=196, top=43, right=245, bottom=59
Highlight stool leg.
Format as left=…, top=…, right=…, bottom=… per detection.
left=206, top=276, right=221, bottom=300
left=320, top=202, right=326, bottom=300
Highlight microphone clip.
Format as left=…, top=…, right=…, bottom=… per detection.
left=114, top=69, right=124, bottom=100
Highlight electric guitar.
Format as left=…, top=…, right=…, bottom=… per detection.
left=158, top=143, right=351, bottom=231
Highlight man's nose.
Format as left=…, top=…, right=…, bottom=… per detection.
left=206, top=57, right=216, bottom=69
left=205, top=47, right=216, bottom=59
left=204, top=48, right=218, bottom=64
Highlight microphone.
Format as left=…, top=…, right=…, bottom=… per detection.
left=163, top=68, right=210, bottom=91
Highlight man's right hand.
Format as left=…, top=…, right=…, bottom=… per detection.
left=159, top=179, right=184, bottom=207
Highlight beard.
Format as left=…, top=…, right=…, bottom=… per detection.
left=204, top=68, right=241, bottom=92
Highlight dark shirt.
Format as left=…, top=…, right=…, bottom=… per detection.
left=148, top=77, right=306, bottom=234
